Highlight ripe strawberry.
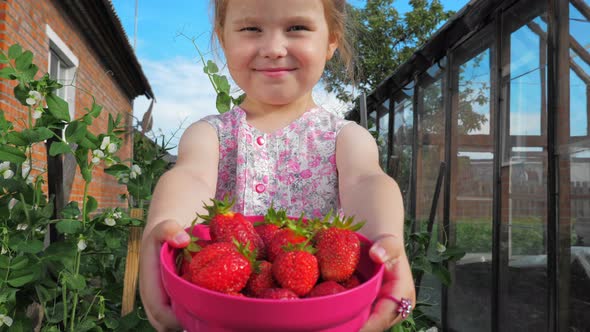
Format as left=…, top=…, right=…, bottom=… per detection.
left=255, top=205, right=289, bottom=248
left=315, top=216, right=364, bottom=282
left=267, top=220, right=309, bottom=262
left=245, top=260, right=278, bottom=297
left=340, top=274, right=361, bottom=289
left=272, top=243, right=319, bottom=296
left=259, top=288, right=299, bottom=300
left=307, top=281, right=346, bottom=298
left=199, top=197, right=264, bottom=257
left=189, top=241, right=254, bottom=294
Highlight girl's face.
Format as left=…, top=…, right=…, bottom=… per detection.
left=219, top=0, right=338, bottom=109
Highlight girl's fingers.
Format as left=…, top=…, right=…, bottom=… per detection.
left=139, top=220, right=187, bottom=331
left=361, top=238, right=416, bottom=332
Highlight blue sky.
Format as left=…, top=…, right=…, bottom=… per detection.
left=109, top=0, right=470, bottom=148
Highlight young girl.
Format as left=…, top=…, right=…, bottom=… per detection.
left=139, top=0, right=415, bottom=331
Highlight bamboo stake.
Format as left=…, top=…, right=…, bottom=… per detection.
left=121, top=208, right=144, bottom=316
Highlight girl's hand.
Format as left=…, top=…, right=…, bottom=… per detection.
left=139, top=219, right=190, bottom=332
left=360, top=234, right=416, bottom=332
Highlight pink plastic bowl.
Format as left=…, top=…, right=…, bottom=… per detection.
left=160, top=216, right=384, bottom=332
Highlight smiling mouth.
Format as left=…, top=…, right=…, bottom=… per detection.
left=256, top=68, right=295, bottom=77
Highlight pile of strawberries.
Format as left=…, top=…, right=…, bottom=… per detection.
left=176, top=197, right=365, bottom=299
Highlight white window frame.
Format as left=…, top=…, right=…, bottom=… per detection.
left=46, top=24, right=78, bottom=120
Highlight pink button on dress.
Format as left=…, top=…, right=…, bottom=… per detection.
left=201, top=106, right=352, bottom=218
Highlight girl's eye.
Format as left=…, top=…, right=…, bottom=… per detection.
left=288, top=25, right=309, bottom=32
left=240, top=27, right=261, bottom=32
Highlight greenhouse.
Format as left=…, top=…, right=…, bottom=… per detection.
left=348, top=0, right=590, bottom=330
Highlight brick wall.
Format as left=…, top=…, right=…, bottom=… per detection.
left=0, top=0, right=133, bottom=210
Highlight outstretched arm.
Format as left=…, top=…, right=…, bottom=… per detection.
left=336, top=123, right=415, bottom=332
left=139, top=121, right=219, bottom=331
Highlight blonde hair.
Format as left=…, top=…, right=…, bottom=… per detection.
left=211, top=0, right=355, bottom=82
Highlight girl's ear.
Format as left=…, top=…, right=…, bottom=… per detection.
left=216, top=27, right=225, bottom=48
left=326, top=34, right=339, bottom=60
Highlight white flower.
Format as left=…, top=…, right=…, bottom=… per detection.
left=98, top=312, right=105, bottom=320
left=26, top=90, right=42, bottom=107
left=32, top=110, right=43, bottom=119
left=107, top=143, right=118, bottom=154
left=35, top=226, right=47, bottom=234
left=92, top=149, right=105, bottom=165
left=100, top=136, right=111, bottom=151
left=29, top=90, right=42, bottom=100
left=2, top=169, right=13, bottom=179
left=1, top=247, right=7, bottom=255
left=104, top=217, right=116, bottom=226
left=0, top=161, right=13, bottom=179
left=131, top=164, right=142, bottom=175
left=0, top=314, right=13, bottom=327
left=113, top=211, right=123, bottom=219
left=77, top=238, right=87, bottom=251
left=8, top=198, right=18, bottom=210
left=16, top=224, right=28, bottom=231
left=436, top=243, right=446, bottom=254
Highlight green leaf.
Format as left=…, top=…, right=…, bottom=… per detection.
left=87, top=102, right=103, bottom=118
left=56, top=219, right=82, bottom=234
left=0, top=51, right=8, bottom=63
left=61, top=201, right=80, bottom=219
left=0, top=144, right=26, bottom=163
left=10, top=255, right=29, bottom=270
left=49, top=141, right=72, bottom=156
left=22, top=127, right=55, bottom=143
left=7, top=269, right=40, bottom=287
left=6, top=131, right=27, bottom=146
left=105, top=164, right=130, bottom=176
left=44, top=241, right=76, bottom=264
left=64, top=272, right=86, bottom=290
left=81, top=165, right=92, bottom=182
left=8, top=44, right=23, bottom=59
left=15, top=50, right=33, bottom=71
left=65, top=121, right=87, bottom=143
left=13, top=240, right=44, bottom=254
left=14, top=83, right=29, bottom=105
left=0, top=287, right=18, bottom=303
left=0, top=256, right=9, bottom=269
left=105, top=232, right=121, bottom=249
left=216, top=91, right=231, bottom=114
left=431, top=263, right=451, bottom=286
left=0, top=66, right=16, bottom=79
left=76, top=320, right=96, bottom=332
left=45, top=93, right=71, bottom=121
left=21, top=63, right=38, bottom=82
left=212, top=74, right=230, bottom=94
left=86, top=195, right=98, bottom=214
left=205, top=60, right=219, bottom=74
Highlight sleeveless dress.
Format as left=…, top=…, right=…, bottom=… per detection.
left=201, top=106, right=352, bottom=218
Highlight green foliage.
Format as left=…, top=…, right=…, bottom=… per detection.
left=391, top=218, right=465, bottom=332
left=0, top=44, right=153, bottom=330
left=323, top=0, right=455, bottom=103
left=106, top=131, right=174, bottom=214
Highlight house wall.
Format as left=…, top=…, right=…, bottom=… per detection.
left=0, top=0, right=133, bottom=209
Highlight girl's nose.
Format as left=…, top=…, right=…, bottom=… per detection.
left=258, top=32, right=287, bottom=59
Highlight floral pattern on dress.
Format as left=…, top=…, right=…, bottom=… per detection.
left=202, top=106, right=352, bottom=218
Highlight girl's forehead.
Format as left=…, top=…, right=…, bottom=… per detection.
left=225, top=0, right=325, bottom=19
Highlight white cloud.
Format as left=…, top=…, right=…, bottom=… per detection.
left=132, top=57, right=354, bottom=154
left=133, top=56, right=218, bottom=149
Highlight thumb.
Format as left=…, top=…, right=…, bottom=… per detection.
left=151, top=219, right=191, bottom=248
left=369, top=234, right=403, bottom=267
